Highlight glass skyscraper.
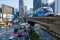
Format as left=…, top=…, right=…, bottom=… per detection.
left=33, top=0, right=41, bottom=11
left=19, top=0, right=24, bottom=17
left=19, top=0, right=24, bottom=23
left=33, top=0, right=48, bottom=11
left=33, top=0, right=38, bottom=11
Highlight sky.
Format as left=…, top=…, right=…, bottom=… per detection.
left=0, top=0, right=53, bottom=10
left=48, top=0, right=54, bottom=3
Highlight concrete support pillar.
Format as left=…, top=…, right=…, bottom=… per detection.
left=55, top=0, right=60, bottom=15
left=28, top=21, right=35, bottom=30
left=29, top=24, right=35, bottom=30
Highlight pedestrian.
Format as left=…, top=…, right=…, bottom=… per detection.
left=24, top=34, right=29, bottom=40
left=9, top=25, right=10, bottom=27
left=18, top=32, right=22, bottom=40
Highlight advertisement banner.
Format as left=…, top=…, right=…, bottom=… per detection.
left=0, top=18, right=2, bottom=21
left=3, top=14, right=14, bottom=18
left=6, top=14, right=14, bottom=18
left=3, top=14, right=6, bottom=18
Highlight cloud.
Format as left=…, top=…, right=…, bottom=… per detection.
left=0, top=0, right=33, bottom=9
left=48, top=0, right=54, bottom=3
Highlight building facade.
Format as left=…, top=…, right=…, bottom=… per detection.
left=2, top=4, right=14, bottom=25
left=0, top=8, right=2, bottom=22
left=0, top=8, right=2, bottom=13
left=33, top=0, right=48, bottom=11
left=33, top=0, right=42, bottom=11
left=0, top=4, right=15, bottom=28
left=2, top=4, right=13, bottom=14
left=24, top=6, right=27, bottom=16
left=55, top=0, right=60, bottom=15
left=49, top=0, right=60, bottom=15
left=19, top=0, right=24, bottom=17
left=13, top=9, right=19, bottom=20
left=27, top=8, right=33, bottom=17
left=49, top=2, right=55, bottom=13
left=33, top=0, right=38, bottom=11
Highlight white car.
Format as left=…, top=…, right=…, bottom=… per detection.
left=9, top=36, right=15, bottom=40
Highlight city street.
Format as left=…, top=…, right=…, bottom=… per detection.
left=0, top=0, right=60, bottom=40
left=0, top=25, right=15, bottom=40
left=0, top=24, right=30, bottom=40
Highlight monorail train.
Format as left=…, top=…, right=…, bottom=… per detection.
left=33, top=7, right=54, bottom=17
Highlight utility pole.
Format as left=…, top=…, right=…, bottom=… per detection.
left=2, top=4, right=8, bottom=40
left=5, top=12, right=8, bottom=40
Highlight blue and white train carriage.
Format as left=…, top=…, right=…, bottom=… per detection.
left=33, top=7, right=54, bottom=17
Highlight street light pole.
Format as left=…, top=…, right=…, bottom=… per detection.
left=5, top=13, right=9, bottom=40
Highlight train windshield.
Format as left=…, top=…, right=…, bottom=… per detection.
left=42, top=7, right=53, bottom=13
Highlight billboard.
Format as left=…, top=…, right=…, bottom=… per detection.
left=3, top=14, right=14, bottom=18
left=6, top=14, right=14, bottom=18
left=3, top=14, right=6, bottom=18
left=0, top=18, right=2, bottom=21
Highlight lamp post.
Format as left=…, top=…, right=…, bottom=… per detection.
left=5, top=14, right=8, bottom=40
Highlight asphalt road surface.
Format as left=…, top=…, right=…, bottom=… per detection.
left=35, top=29, right=55, bottom=40
left=0, top=24, right=30, bottom=40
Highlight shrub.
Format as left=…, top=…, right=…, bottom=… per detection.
left=28, top=30, right=41, bottom=40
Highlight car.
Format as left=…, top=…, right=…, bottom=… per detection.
left=9, top=36, right=15, bottom=40
left=18, top=32, right=22, bottom=37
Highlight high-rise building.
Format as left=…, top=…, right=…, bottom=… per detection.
left=33, top=0, right=42, bottom=11
left=49, top=0, right=60, bottom=15
left=33, top=0, right=38, bottom=11
left=0, top=8, right=2, bottom=21
left=19, top=0, right=24, bottom=17
left=33, top=0, right=47, bottom=11
left=29, top=8, right=33, bottom=14
left=2, top=4, right=15, bottom=20
left=27, top=8, right=33, bottom=17
left=0, top=8, right=2, bottom=13
left=2, top=4, right=13, bottom=14
left=27, top=8, right=33, bottom=15
left=33, top=0, right=48, bottom=11
left=0, top=4, right=15, bottom=26
left=13, top=9, right=18, bottom=19
left=49, top=1, right=55, bottom=13
left=24, top=6, right=27, bottom=16
left=55, top=0, right=60, bottom=15
left=37, top=0, right=42, bottom=8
